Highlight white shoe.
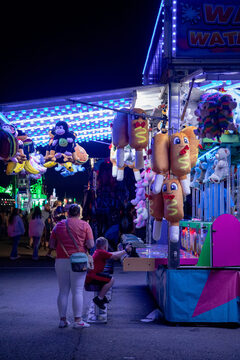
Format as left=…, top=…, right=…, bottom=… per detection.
left=59, top=320, right=70, bottom=328
left=73, top=321, right=90, bottom=329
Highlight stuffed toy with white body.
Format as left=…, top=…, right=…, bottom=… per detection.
left=208, top=147, right=230, bottom=183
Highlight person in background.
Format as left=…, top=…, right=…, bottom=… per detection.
left=26, top=208, right=34, bottom=249
left=41, top=203, right=51, bottom=249
left=49, top=204, right=94, bottom=329
left=8, top=208, right=25, bottom=260
left=85, top=237, right=132, bottom=310
left=28, top=206, right=45, bottom=260
left=45, top=206, right=65, bottom=258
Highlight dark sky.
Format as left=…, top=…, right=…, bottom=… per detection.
left=0, top=1, right=160, bottom=200
left=0, top=1, right=160, bottom=103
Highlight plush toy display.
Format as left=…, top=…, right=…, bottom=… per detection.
left=152, top=127, right=198, bottom=196
left=128, top=108, right=149, bottom=169
left=194, top=92, right=237, bottom=139
left=208, top=147, right=230, bottom=183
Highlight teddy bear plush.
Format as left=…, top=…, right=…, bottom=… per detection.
left=202, top=154, right=216, bottom=183
left=133, top=200, right=148, bottom=228
left=131, top=179, right=146, bottom=205
left=208, top=147, right=230, bottom=183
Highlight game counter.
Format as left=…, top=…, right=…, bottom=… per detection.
left=123, top=215, right=240, bottom=323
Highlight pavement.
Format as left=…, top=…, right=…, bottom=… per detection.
left=0, top=237, right=240, bottom=360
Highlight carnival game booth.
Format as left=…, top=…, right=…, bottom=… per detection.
left=123, top=0, right=240, bottom=324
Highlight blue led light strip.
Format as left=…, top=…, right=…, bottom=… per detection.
left=142, top=0, right=164, bottom=75
left=172, top=0, right=177, bottom=57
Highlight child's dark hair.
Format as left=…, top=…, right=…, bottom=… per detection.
left=68, top=204, right=82, bottom=217
left=96, top=237, right=108, bottom=249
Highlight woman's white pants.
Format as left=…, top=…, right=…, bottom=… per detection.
left=55, top=258, right=86, bottom=318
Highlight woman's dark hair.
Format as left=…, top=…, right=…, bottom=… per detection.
left=8, top=208, right=19, bottom=224
left=32, top=206, right=42, bottom=219
left=54, top=206, right=65, bottom=222
left=68, top=204, right=81, bottom=217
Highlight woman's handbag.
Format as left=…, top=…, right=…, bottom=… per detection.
left=58, top=219, right=94, bottom=272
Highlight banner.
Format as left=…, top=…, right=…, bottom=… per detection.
left=176, top=0, right=240, bottom=58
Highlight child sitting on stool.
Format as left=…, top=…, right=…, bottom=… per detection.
left=85, top=236, right=132, bottom=310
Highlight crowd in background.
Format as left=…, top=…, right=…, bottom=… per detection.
left=1, top=191, right=138, bottom=260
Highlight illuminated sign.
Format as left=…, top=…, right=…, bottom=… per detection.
left=176, top=0, right=240, bottom=58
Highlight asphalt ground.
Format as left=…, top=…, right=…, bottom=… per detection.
left=0, top=237, right=240, bottom=360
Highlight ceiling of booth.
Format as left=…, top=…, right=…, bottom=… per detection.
left=0, top=85, right=162, bottom=147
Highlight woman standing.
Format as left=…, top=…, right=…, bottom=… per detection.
left=49, top=204, right=94, bottom=329
left=29, top=206, right=45, bottom=260
left=8, top=208, right=25, bottom=260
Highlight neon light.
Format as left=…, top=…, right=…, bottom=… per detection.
left=142, top=0, right=164, bottom=75
left=172, top=0, right=177, bottom=57
left=199, top=81, right=223, bottom=91
left=224, top=82, right=240, bottom=90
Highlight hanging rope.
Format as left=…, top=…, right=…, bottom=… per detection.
left=66, top=97, right=167, bottom=123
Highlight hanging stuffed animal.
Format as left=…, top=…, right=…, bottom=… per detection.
left=152, top=127, right=199, bottom=196
left=109, top=144, right=141, bottom=182
left=128, top=108, right=149, bottom=169
left=151, top=132, right=169, bottom=194
left=217, top=94, right=237, bottom=133
left=149, top=178, right=184, bottom=243
left=0, top=124, right=21, bottom=163
left=131, top=179, right=146, bottom=206
left=208, top=147, right=230, bottom=183
left=133, top=200, right=148, bottom=229
left=149, top=192, right=164, bottom=241
left=50, top=121, right=76, bottom=163
left=74, top=143, right=89, bottom=165
left=112, top=109, right=129, bottom=168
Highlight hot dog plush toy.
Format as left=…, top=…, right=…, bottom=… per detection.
left=128, top=108, right=149, bottom=169
left=112, top=109, right=129, bottom=168
left=149, top=178, right=184, bottom=243
left=149, top=192, right=164, bottom=241
left=151, top=132, right=169, bottom=194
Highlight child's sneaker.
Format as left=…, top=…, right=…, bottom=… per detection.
left=59, top=320, right=70, bottom=328
left=103, top=296, right=109, bottom=303
left=73, top=321, right=90, bottom=329
left=93, top=296, right=106, bottom=310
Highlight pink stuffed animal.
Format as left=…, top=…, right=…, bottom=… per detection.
left=134, top=200, right=148, bottom=228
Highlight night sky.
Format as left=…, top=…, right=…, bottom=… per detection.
left=0, top=1, right=160, bottom=200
